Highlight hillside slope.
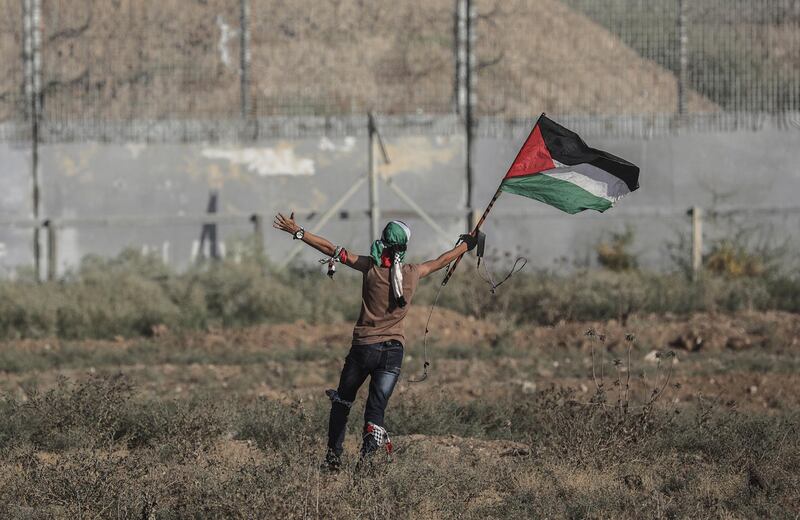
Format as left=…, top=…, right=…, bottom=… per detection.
left=0, top=0, right=716, bottom=122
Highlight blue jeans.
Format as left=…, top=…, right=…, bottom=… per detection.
left=327, top=340, right=404, bottom=456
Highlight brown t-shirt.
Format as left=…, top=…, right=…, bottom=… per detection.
left=352, top=263, right=421, bottom=347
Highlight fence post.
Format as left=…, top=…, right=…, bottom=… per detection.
left=456, top=0, right=476, bottom=233
left=368, top=113, right=380, bottom=242
left=23, top=0, right=43, bottom=280
left=677, top=0, right=688, bottom=116
left=690, top=206, right=703, bottom=278
left=44, top=219, right=56, bottom=281
left=455, top=0, right=468, bottom=117
left=250, top=213, right=264, bottom=258
left=239, top=0, right=251, bottom=118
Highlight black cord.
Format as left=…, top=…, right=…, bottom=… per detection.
left=477, top=256, right=527, bottom=294
left=407, top=281, right=443, bottom=383
left=408, top=256, right=526, bottom=383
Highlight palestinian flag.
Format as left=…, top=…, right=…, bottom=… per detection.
left=499, top=114, right=640, bottom=214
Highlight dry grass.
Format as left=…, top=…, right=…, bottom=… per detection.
left=1, top=298, right=799, bottom=517
left=0, top=371, right=797, bottom=519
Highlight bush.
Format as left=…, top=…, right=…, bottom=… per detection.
left=0, top=375, right=135, bottom=452
left=596, top=227, right=638, bottom=271
left=431, top=268, right=800, bottom=325
left=0, top=249, right=799, bottom=339
left=706, top=239, right=765, bottom=277
left=0, top=250, right=363, bottom=339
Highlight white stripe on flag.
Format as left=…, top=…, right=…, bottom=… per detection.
left=543, top=161, right=631, bottom=203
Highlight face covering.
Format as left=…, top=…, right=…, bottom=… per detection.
left=369, top=220, right=411, bottom=307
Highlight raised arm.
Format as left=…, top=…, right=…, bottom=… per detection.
left=273, top=212, right=371, bottom=272
left=418, top=234, right=477, bottom=278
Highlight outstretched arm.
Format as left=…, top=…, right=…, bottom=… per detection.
left=418, top=235, right=476, bottom=278
left=273, top=212, right=371, bottom=272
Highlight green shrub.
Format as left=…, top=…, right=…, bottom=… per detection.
left=0, top=249, right=798, bottom=339
left=431, top=268, right=799, bottom=325
left=596, top=227, right=638, bottom=271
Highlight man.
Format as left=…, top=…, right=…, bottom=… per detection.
left=273, top=212, right=476, bottom=470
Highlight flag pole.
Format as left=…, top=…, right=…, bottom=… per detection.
left=440, top=113, right=545, bottom=287
left=441, top=186, right=502, bottom=286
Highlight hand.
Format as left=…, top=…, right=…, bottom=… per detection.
left=458, top=233, right=478, bottom=251
left=273, top=212, right=300, bottom=235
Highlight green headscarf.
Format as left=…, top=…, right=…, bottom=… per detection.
left=369, top=220, right=411, bottom=266
left=370, top=221, right=412, bottom=307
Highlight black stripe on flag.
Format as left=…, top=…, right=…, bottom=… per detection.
left=537, top=115, right=640, bottom=193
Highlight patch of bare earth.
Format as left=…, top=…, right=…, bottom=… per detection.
left=2, top=310, right=799, bottom=411
left=513, top=310, right=800, bottom=352
left=6, top=309, right=796, bottom=354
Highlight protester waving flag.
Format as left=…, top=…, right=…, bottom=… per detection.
left=499, top=114, right=640, bottom=214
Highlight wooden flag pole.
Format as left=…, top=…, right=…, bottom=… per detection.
left=441, top=113, right=545, bottom=287
left=441, top=185, right=502, bottom=286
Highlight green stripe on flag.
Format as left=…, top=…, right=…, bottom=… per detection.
left=500, top=174, right=613, bottom=214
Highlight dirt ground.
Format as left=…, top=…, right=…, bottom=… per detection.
left=2, top=309, right=799, bottom=412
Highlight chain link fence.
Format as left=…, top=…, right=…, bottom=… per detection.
left=248, top=1, right=455, bottom=116
left=479, top=0, right=800, bottom=117
left=40, top=0, right=242, bottom=122
left=0, top=0, right=798, bottom=134
left=0, top=0, right=25, bottom=131
left=566, top=0, right=800, bottom=113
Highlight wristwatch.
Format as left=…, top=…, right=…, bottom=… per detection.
left=293, top=227, right=305, bottom=240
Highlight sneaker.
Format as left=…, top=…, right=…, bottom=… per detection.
left=323, top=449, right=342, bottom=472
left=360, top=422, right=393, bottom=459
left=360, top=431, right=379, bottom=458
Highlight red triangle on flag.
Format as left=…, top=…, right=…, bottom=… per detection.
left=503, top=123, right=555, bottom=180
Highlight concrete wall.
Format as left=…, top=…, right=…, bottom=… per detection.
left=1, top=128, right=469, bottom=274
left=0, top=142, right=33, bottom=275
left=1, top=116, right=799, bottom=276
left=477, top=121, right=800, bottom=270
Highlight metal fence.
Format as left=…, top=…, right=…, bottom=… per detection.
left=2, top=0, right=800, bottom=278
left=1, top=0, right=799, bottom=135
left=6, top=203, right=800, bottom=280
left=0, top=0, right=25, bottom=127
left=479, top=0, right=800, bottom=117
left=565, top=0, right=800, bottom=113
